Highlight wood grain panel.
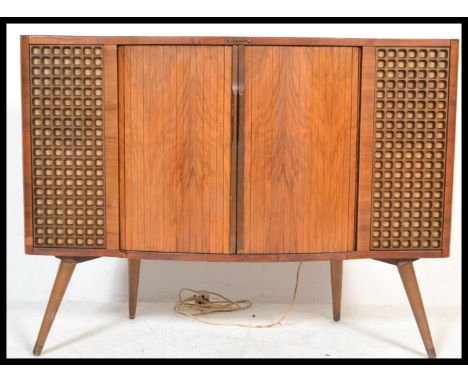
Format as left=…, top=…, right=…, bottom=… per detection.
left=118, top=47, right=127, bottom=249
left=240, top=46, right=360, bottom=254
left=122, top=46, right=232, bottom=253
left=103, top=45, right=119, bottom=249
left=441, top=40, right=459, bottom=257
left=356, top=47, right=376, bottom=251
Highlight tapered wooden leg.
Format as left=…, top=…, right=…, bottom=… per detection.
left=397, top=261, right=436, bottom=358
left=128, top=259, right=141, bottom=319
left=33, top=257, right=96, bottom=356
left=330, top=260, right=343, bottom=321
left=377, top=259, right=436, bottom=358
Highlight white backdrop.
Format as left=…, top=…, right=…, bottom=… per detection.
left=7, top=23, right=461, bottom=307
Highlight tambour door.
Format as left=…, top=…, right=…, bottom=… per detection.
left=238, top=46, right=360, bottom=254
left=121, top=45, right=233, bottom=253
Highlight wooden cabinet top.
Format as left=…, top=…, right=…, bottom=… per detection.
left=22, top=35, right=457, bottom=47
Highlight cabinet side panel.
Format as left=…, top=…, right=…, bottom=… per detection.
left=104, top=45, right=119, bottom=249
left=442, top=40, right=459, bottom=257
left=28, top=44, right=107, bottom=248
left=21, top=36, right=33, bottom=253
left=356, top=47, right=376, bottom=251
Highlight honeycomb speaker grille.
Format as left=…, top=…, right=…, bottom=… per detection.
left=370, top=48, right=450, bottom=250
left=29, top=45, right=106, bottom=248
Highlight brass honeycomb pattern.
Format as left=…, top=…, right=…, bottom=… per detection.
left=29, top=45, right=106, bottom=248
left=370, top=47, right=450, bottom=250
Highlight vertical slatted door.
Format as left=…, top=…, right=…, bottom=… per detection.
left=121, top=46, right=233, bottom=253
left=239, top=46, right=360, bottom=254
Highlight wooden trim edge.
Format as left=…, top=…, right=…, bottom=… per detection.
left=356, top=47, right=376, bottom=251
left=441, top=40, right=459, bottom=257
left=229, top=45, right=239, bottom=253
left=125, top=250, right=442, bottom=262
left=21, top=36, right=33, bottom=254
left=236, top=45, right=246, bottom=253
left=118, top=46, right=126, bottom=249
left=26, top=36, right=453, bottom=47
left=104, top=45, right=120, bottom=249
left=27, top=248, right=443, bottom=261
left=30, top=247, right=126, bottom=258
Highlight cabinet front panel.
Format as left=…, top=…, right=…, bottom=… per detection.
left=122, top=46, right=232, bottom=253
left=240, top=47, right=360, bottom=254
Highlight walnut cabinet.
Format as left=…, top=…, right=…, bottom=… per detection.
left=21, top=36, right=459, bottom=357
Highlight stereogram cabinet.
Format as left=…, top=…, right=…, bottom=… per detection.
left=21, top=36, right=459, bottom=358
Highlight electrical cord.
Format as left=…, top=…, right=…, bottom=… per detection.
left=174, top=262, right=303, bottom=328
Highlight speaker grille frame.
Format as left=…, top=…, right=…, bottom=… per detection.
left=29, top=45, right=106, bottom=248
left=370, top=47, right=450, bottom=251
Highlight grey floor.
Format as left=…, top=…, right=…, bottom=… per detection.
left=7, top=301, right=461, bottom=358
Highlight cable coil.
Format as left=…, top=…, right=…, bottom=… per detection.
left=174, top=262, right=303, bottom=328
